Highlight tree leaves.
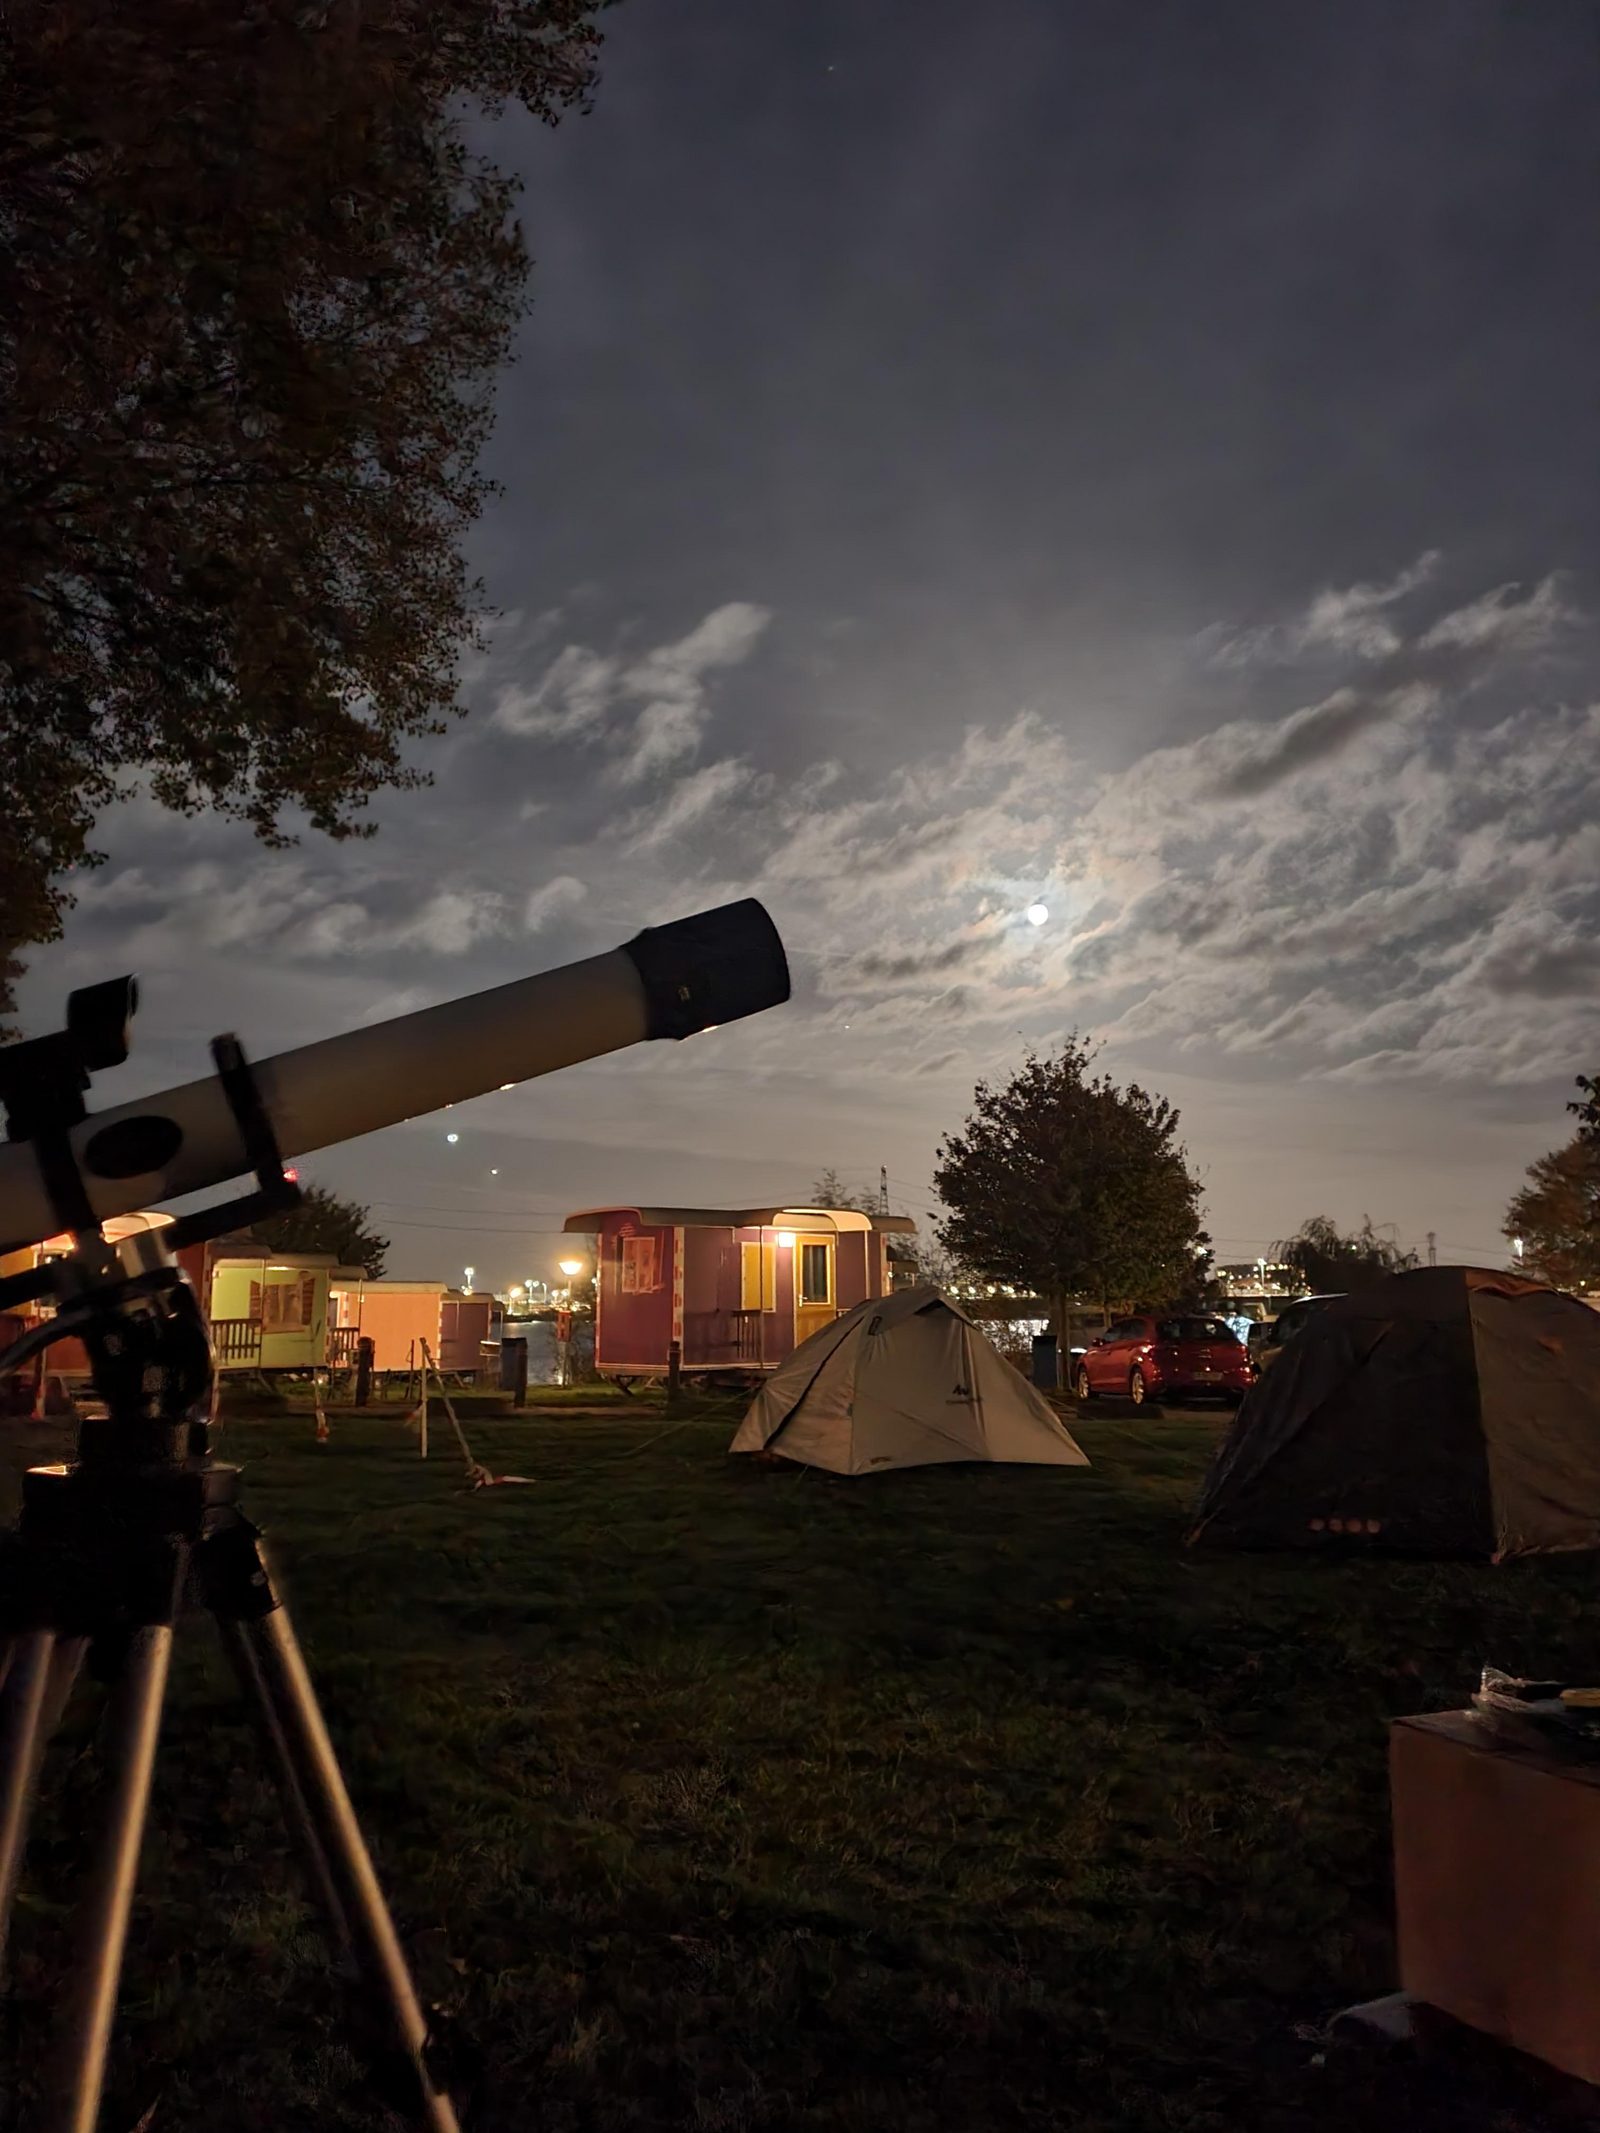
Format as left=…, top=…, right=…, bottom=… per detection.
left=0, top=0, right=608, bottom=1012
left=1272, top=1216, right=1418, bottom=1294
left=1504, top=1139, right=1600, bottom=1292
left=931, top=1040, right=1209, bottom=1316
left=251, top=1183, right=389, bottom=1277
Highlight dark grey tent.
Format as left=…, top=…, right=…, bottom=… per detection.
left=1190, top=1267, right=1600, bottom=1560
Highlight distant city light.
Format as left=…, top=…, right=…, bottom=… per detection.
left=1026, top=903, right=1049, bottom=927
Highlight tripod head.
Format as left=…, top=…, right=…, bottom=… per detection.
left=0, top=984, right=302, bottom=1454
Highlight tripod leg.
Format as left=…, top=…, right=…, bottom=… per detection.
left=236, top=1606, right=461, bottom=2133
left=213, top=1615, right=355, bottom=1966
left=0, top=1629, right=57, bottom=1968
left=40, top=1618, right=175, bottom=2133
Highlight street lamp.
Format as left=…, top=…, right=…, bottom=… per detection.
left=1513, top=1236, right=1525, bottom=1262
left=558, top=1256, right=584, bottom=1280
left=464, top=1263, right=475, bottom=1291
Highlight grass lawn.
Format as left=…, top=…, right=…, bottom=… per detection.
left=4, top=1400, right=1599, bottom=2131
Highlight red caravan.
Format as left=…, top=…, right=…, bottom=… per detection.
left=566, top=1205, right=917, bottom=1380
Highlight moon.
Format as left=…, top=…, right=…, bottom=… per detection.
left=1025, top=903, right=1050, bottom=927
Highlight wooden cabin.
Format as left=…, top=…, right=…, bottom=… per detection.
left=207, top=1247, right=366, bottom=1373
left=565, top=1205, right=917, bottom=1380
left=326, top=1277, right=495, bottom=1376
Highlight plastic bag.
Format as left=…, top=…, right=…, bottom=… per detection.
left=1471, top=1667, right=1600, bottom=1754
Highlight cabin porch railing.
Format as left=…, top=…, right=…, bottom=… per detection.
left=210, top=1317, right=262, bottom=1365
left=683, top=1308, right=767, bottom=1366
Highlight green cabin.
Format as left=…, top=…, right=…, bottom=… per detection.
left=207, top=1248, right=365, bottom=1373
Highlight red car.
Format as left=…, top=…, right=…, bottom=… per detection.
left=1075, top=1313, right=1253, bottom=1407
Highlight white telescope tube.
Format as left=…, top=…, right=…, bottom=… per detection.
left=0, top=898, right=788, bottom=1253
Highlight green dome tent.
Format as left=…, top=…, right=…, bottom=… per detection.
left=730, top=1285, right=1089, bottom=1477
left=1190, top=1267, right=1600, bottom=1560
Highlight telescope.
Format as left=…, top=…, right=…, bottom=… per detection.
left=0, top=896, right=788, bottom=2133
left=0, top=895, right=789, bottom=1255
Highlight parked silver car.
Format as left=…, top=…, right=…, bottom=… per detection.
left=1251, top=1293, right=1344, bottom=1376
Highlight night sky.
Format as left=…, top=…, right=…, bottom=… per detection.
left=18, top=0, right=1600, bottom=1287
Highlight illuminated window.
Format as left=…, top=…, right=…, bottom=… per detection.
left=740, top=1242, right=776, bottom=1311
left=800, top=1242, right=832, bottom=1305
left=620, top=1235, right=660, bottom=1294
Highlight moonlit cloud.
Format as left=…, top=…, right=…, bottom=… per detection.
left=1205, top=551, right=1442, bottom=666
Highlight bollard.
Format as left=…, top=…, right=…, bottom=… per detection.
left=354, top=1335, right=374, bottom=1410
left=667, top=1338, right=682, bottom=1407
left=1031, top=1333, right=1060, bottom=1392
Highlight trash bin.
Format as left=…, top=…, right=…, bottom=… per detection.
left=1031, top=1333, right=1060, bottom=1391
left=499, top=1337, right=527, bottom=1393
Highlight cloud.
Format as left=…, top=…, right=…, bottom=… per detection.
left=621, top=759, right=763, bottom=853
left=1476, top=933, right=1600, bottom=1001
left=493, top=645, right=622, bottom=739
left=1205, top=550, right=1440, bottom=666
left=389, top=888, right=509, bottom=954
left=1418, top=573, right=1576, bottom=654
left=610, top=602, right=773, bottom=785
left=1212, top=682, right=1433, bottom=797
left=39, top=555, right=1598, bottom=1249
left=854, top=937, right=991, bottom=982
left=523, top=875, right=587, bottom=932
left=489, top=600, right=774, bottom=786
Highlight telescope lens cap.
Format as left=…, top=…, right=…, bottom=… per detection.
left=623, top=899, right=791, bottom=1042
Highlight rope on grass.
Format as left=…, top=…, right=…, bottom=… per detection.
left=616, top=1387, right=752, bottom=1459
left=418, top=1339, right=535, bottom=1490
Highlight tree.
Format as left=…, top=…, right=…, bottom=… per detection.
left=252, top=1186, right=388, bottom=1278
left=1273, top=1214, right=1418, bottom=1293
left=1, top=0, right=608, bottom=1013
left=905, top=1230, right=963, bottom=1290
left=1504, top=1138, right=1600, bottom=1292
left=1572, top=1074, right=1600, bottom=1149
left=810, top=1168, right=868, bottom=1211
left=932, top=1040, right=1209, bottom=1333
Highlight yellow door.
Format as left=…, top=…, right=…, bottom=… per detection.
left=794, top=1234, right=836, bottom=1347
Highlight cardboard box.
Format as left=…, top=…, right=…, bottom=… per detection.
left=1392, top=1710, right=1600, bottom=2085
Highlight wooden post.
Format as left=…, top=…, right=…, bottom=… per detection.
left=354, top=1335, right=373, bottom=1410
left=511, top=1337, right=528, bottom=1409
left=666, top=1338, right=682, bottom=1408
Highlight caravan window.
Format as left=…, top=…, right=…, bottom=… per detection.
left=262, top=1275, right=315, bottom=1329
left=800, top=1242, right=832, bottom=1305
left=620, top=1235, right=661, bottom=1294
left=739, top=1242, right=777, bottom=1311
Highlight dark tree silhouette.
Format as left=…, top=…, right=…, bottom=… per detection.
left=1, top=0, right=609, bottom=1013
left=933, top=1040, right=1208, bottom=1332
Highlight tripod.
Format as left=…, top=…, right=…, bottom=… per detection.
left=0, top=982, right=462, bottom=2133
